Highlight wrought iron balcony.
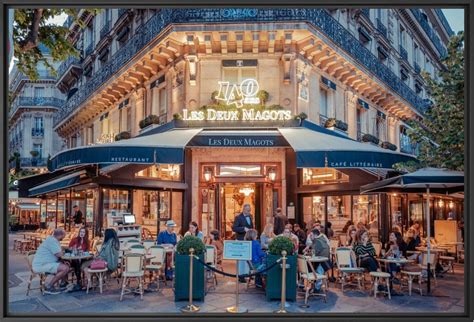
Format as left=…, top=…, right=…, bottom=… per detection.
left=100, top=21, right=111, bottom=39
left=64, top=15, right=74, bottom=28
left=31, top=128, right=45, bottom=137
left=18, top=157, right=48, bottom=168
left=409, top=9, right=447, bottom=58
left=57, top=56, right=82, bottom=80
left=118, top=8, right=128, bottom=17
left=85, top=43, right=94, bottom=56
left=376, top=19, right=387, bottom=38
left=10, top=96, right=64, bottom=118
left=361, top=8, right=370, bottom=19
left=54, top=9, right=428, bottom=127
left=399, top=45, right=408, bottom=60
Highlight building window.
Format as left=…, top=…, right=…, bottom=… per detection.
left=303, top=196, right=326, bottom=226
left=320, top=88, right=328, bottom=117
left=327, top=195, right=351, bottom=235
left=353, top=195, right=380, bottom=240
left=301, top=168, right=349, bottom=185
left=34, top=87, right=45, bottom=98
left=356, top=108, right=362, bottom=139
left=34, top=117, right=43, bottom=130
left=151, top=86, right=168, bottom=124
left=135, top=164, right=181, bottom=181
left=126, top=105, right=132, bottom=133
left=222, top=66, right=257, bottom=85
left=399, top=25, right=406, bottom=48
left=400, top=126, right=418, bottom=155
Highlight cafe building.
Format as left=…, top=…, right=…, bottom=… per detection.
left=18, top=8, right=455, bottom=242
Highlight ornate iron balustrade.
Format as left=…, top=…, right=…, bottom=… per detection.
left=399, top=45, right=408, bottom=60
left=361, top=8, right=370, bottom=19
left=56, top=56, right=82, bottom=79
left=409, top=9, right=447, bottom=58
left=10, top=96, right=64, bottom=118
left=118, top=8, right=128, bottom=17
left=54, top=8, right=428, bottom=127
left=31, top=128, right=45, bottom=137
left=376, top=18, right=387, bottom=38
left=18, top=157, right=48, bottom=167
left=100, top=21, right=111, bottom=38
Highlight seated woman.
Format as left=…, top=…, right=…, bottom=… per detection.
left=260, top=223, right=275, bottom=251
left=82, top=228, right=120, bottom=288
left=184, top=221, right=204, bottom=241
left=353, top=230, right=378, bottom=272
left=245, top=229, right=266, bottom=288
left=206, top=230, right=223, bottom=266
left=281, top=227, right=299, bottom=254
left=346, top=226, right=357, bottom=247
left=68, top=227, right=90, bottom=289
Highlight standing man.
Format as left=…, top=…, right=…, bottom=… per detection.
left=232, top=204, right=254, bottom=282
left=273, top=207, right=288, bottom=235
left=71, top=205, right=84, bottom=228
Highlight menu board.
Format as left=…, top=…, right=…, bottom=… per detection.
left=223, top=240, right=252, bottom=261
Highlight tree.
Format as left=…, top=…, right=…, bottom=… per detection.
left=13, top=9, right=100, bottom=80
left=395, top=31, right=464, bottom=172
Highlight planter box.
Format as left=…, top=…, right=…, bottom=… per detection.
left=174, top=253, right=205, bottom=302
left=265, top=254, right=297, bottom=302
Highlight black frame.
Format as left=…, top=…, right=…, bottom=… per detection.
left=1, top=1, right=471, bottom=321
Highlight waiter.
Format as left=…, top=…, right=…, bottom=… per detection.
left=71, top=205, right=84, bottom=228
left=232, top=204, right=254, bottom=282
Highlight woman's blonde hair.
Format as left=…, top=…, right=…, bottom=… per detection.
left=244, top=229, right=258, bottom=241
left=263, top=224, right=275, bottom=238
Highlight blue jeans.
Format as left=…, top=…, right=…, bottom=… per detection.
left=314, top=264, right=325, bottom=290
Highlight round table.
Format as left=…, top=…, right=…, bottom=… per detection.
left=61, top=254, right=93, bottom=261
left=305, top=256, right=329, bottom=263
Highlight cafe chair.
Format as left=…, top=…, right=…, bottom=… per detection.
left=125, top=239, right=141, bottom=249
left=246, top=261, right=258, bottom=290
left=438, top=255, right=455, bottom=274
left=128, top=244, right=146, bottom=255
left=25, top=251, right=51, bottom=296
left=400, top=270, right=423, bottom=296
left=297, top=256, right=328, bottom=305
left=204, top=245, right=218, bottom=292
left=120, top=253, right=145, bottom=301
left=335, top=247, right=365, bottom=292
left=143, top=240, right=156, bottom=251
left=145, top=246, right=166, bottom=290
left=369, top=271, right=391, bottom=299
left=86, top=267, right=108, bottom=294
left=420, top=252, right=438, bottom=286
left=339, top=235, right=348, bottom=247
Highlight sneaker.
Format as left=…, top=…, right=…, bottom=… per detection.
left=59, top=281, right=68, bottom=288
left=43, top=285, right=61, bottom=295
left=69, top=284, right=82, bottom=292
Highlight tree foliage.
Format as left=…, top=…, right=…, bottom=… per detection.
left=13, top=9, right=100, bottom=80
left=395, top=31, right=464, bottom=172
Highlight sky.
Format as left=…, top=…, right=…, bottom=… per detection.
left=441, top=9, right=464, bottom=34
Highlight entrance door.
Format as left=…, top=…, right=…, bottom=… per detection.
left=219, top=183, right=258, bottom=239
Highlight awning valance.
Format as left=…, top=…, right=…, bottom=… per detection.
left=28, top=170, right=86, bottom=196
left=49, top=128, right=202, bottom=172
left=278, top=127, right=416, bottom=169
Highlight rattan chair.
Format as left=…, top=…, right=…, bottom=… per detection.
left=205, top=245, right=218, bottom=291
left=145, top=246, right=165, bottom=290
left=335, top=247, right=365, bottom=292
left=120, top=253, right=145, bottom=301
left=297, top=255, right=328, bottom=305
left=25, top=251, right=51, bottom=296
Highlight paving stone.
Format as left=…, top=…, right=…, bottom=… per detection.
left=9, top=298, right=51, bottom=313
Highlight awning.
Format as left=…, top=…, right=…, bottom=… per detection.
left=49, top=128, right=202, bottom=172
left=278, top=127, right=416, bottom=169
left=29, top=170, right=86, bottom=196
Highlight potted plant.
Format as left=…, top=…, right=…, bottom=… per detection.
left=114, top=131, right=131, bottom=141
left=172, top=113, right=182, bottom=120
left=325, top=118, right=348, bottom=132
left=174, top=235, right=206, bottom=302
left=265, top=236, right=297, bottom=302
left=362, top=133, right=380, bottom=145
left=257, top=90, right=270, bottom=105
left=30, top=150, right=39, bottom=158
left=139, top=114, right=160, bottom=129
left=381, top=141, right=397, bottom=151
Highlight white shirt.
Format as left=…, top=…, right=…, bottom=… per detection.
left=32, top=236, right=62, bottom=267
left=184, top=231, right=204, bottom=241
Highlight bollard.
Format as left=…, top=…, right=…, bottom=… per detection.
left=181, top=248, right=200, bottom=313
left=227, top=260, right=248, bottom=313
left=275, top=250, right=288, bottom=313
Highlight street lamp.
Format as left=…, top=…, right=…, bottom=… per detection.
left=267, top=168, right=276, bottom=182
left=204, top=168, right=213, bottom=182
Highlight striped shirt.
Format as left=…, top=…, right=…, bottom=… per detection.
left=353, top=242, right=376, bottom=258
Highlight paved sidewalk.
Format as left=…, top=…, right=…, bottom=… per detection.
left=8, top=233, right=465, bottom=314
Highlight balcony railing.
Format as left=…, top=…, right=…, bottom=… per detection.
left=31, top=128, right=45, bottom=137
left=409, top=9, right=447, bottom=58
left=376, top=18, right=387, bottom=38
left=54, top=9, right=429, bottom=127
left=357, top=130, right=364, bottom=142
left=56, top=56, right=82, bottom=80
left=361, top=8, right=370, bottom=19
left=399, top=45, right=408, bottom=60
left=16, top=157, right=48, bottom=168
left=100, top=21, right=111, bottom=38
left=118, top=8, right=128, bottom=17
left=10, top=96, right=65, bottom=118
left=319, top=114, right=328, bottom=127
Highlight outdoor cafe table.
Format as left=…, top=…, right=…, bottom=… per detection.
left=61, top=253, right=94, bottom=286
left=377, top=257, right=414, bottom=292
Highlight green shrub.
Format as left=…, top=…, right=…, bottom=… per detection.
left=268, top=236, right=295, bottom=256
left=30, top=150, right=39, bottom=157
left=176, top=235, right=205, bottom=255
left=139, top=115, right=160, bottom=129
left=114, top=131, right=131, bottom=141
left=325, top=118, right=348, bottom=131
left=381, top=141, right=397, bottom=151
left=362, top=133, right=380, bottom=145
left=173, top=113, right=182, bottom=120
left=257, top=90, right=269, bottom=104
left=294, top=112, right=308, bottom=120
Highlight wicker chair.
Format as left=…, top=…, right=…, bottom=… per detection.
left=297, top=256, right=328, bottom=305
left=120, top=253, right=145, bottom=301
left=204, top=245, right=218, bottom=291
left=335, top=247, right=365, bottom=292
left=145, top=246, right=165, bottom=290
left=25, top=251, right=51, bottom=296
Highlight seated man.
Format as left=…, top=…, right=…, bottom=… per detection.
left=32, top=228, right=71, bottom=294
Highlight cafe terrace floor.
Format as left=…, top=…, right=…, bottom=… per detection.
left=8, top=234, right=464, bottom=314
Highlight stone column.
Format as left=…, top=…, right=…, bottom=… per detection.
left=346, top=91, right=358, bottom=139
left=132, top=87, right=145, bottom=136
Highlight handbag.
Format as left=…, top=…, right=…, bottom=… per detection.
left=89, top=258, right=107, bottom=270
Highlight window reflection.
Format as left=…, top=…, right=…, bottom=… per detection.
left=302, top=168, right=349, bottom=185
left=136, top=164, right=181, bottom=181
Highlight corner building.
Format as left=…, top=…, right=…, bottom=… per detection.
left=23, top=8, right=458, bottom=242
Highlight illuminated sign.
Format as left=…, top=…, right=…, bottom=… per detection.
left=182, top=79, right=293, bottom=121
left=95, top=133, right=116, bottom=145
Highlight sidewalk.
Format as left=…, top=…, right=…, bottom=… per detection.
left=8, top=233, right=465, bottom=314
